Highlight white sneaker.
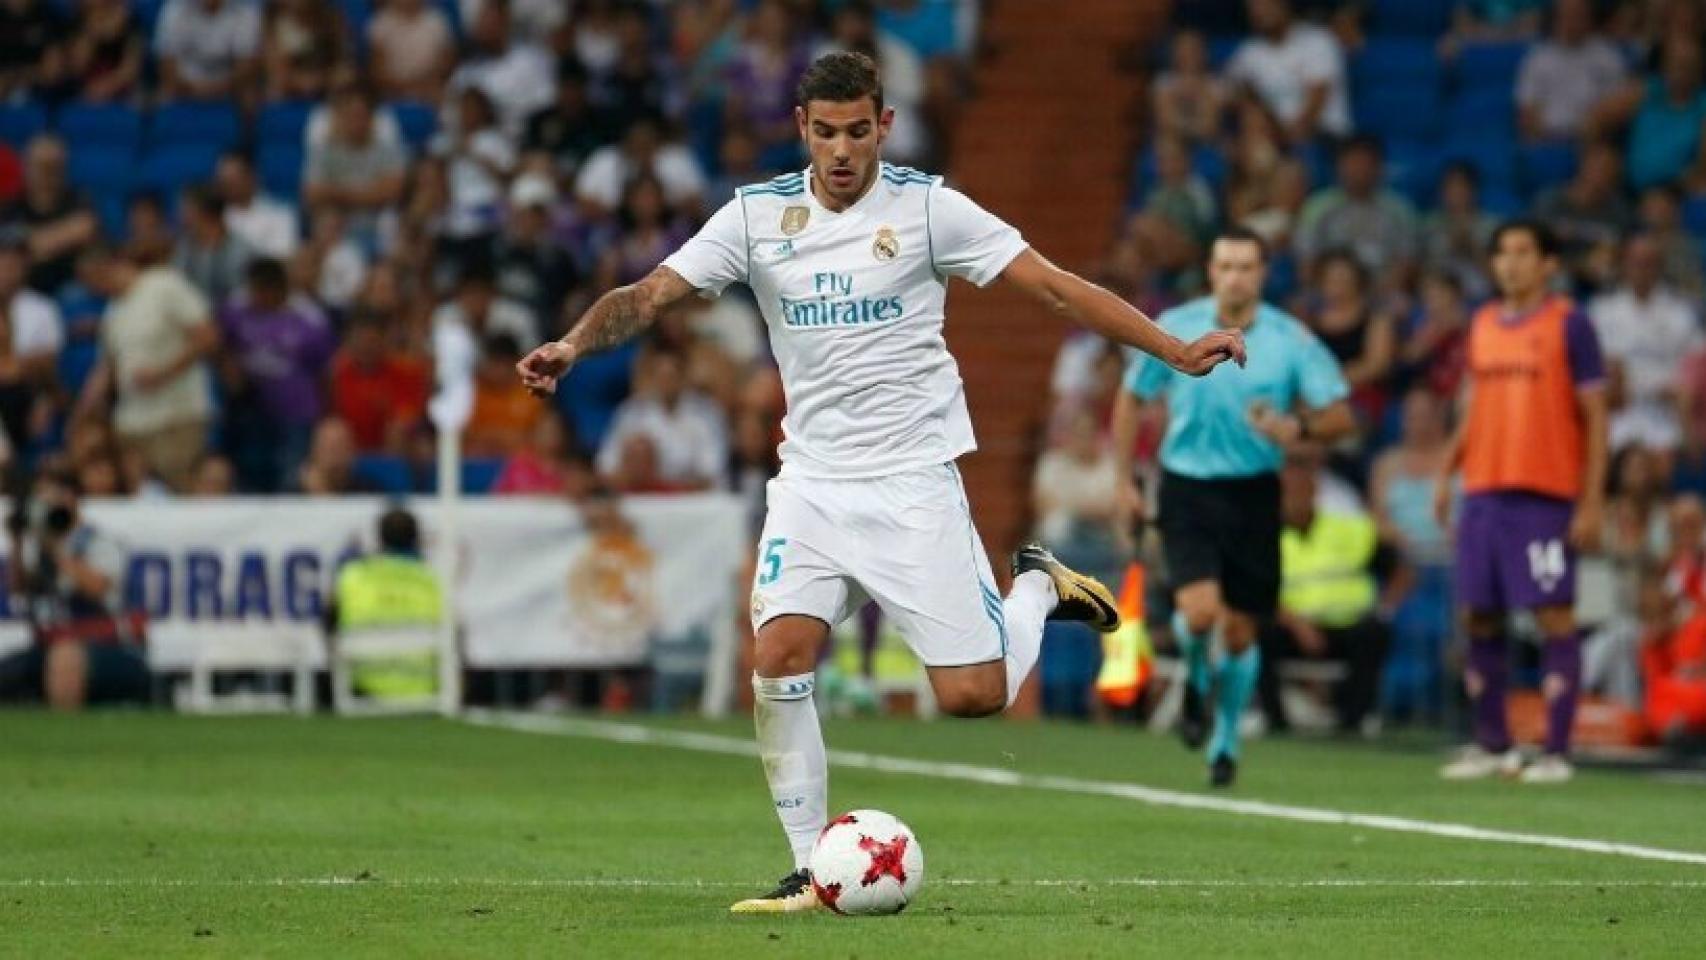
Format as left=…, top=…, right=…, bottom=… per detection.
left=1439, top=745, right=1524, bottom=780
left=1519, top=755, right=1575, bottom=784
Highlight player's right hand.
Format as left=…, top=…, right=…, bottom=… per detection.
left=1174, top=329, right=1246, bottom=377
left=517, top=341, right=578, bottom=397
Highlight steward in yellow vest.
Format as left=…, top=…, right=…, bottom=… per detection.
left=327, top=508, right=443, bottom=700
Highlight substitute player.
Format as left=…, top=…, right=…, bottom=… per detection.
left=1437, top=220, right=1607, bottom=785
left=1112, top=228, right=1353, bottom=788
left=516, top=52, right=1245, bottom=912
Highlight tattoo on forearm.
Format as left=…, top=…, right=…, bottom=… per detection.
left=567, top=285, right=652, bottom=353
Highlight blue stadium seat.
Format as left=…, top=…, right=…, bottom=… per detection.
left=91, top=191, right=129, bottom=240
left=55, top=101, right=143, bottom=148
left=258, top=100, right=315, bottom=146
left=353, top=454, right=414, bottom=495
left=390, top=101, right=437, bottom=150
left=0, top=102, right=47, bottom=148
left=462, top=459, right=503, bottom=494
left=1383, top=139, right=1441, bottom=206
left=1206, top=35, right=1241, bottom=70
left=1370, top=0, right=1452, bottom=37
left=149, top=101, right=242, bottom=149
left=1445, top=89, right=1516, bottom=139
left=1438, top=137, right=1517, bottom=195
left=1351, top=38, right=1440, bottom=90
left=1684, top=195, right=1706, bottom=241
left=1518, top=142, right=1579, bottom=199
left=1454, top=42, right=1531, bottom=92
left=1478, top=184, right=1524, bottom=218
left=67, top=148, right=135, bottom=194
left=138, top=143, right=222, bottom=192
left=1354, top=88, right=1441, bottom=141
left=257, top=143, right=305, bottom=201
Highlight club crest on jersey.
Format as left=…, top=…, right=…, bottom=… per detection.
left=780, top=206, right=810, bottom=236
left=873, top=226, right=899, bottom=261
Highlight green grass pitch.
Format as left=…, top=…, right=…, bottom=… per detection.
left=3, top=711, right=1704, bottom=958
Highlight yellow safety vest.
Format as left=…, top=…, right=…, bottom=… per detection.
left=1280, top=512, right=1378, bottom=629
left=335, top=554, right=444, bottom=699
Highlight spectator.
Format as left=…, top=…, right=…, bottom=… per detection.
left=725, top=0, right=810, bottom=169
left=220, top=258, right=336, bottom=491
left=0, top=0, right=67, bottom=102
left=430, top=258, right=538, bottom=429
left=368, top=0, right=455, bottom=103
left=154, top=0, right=262, bottom=102
left=1636, top=184, right=1705, bottom=298
left=329, top=310, right=430, bottom=453
left=1306, top=250, right=1395, bottom=432
left=216, top=150, right=300, bottom=261
left=0, top=467, right=146, bottom=710
left=494, top=174, right=579, bottom=337
left=191, top=454, right=236, bottom=496
left=706, top=123, right=764, bottom=207
left=1133, top=135, right=1218, bottom=276
left=817, top=0, right=930, bottom=164
left=1258, top=452, right=1394, bottom=736
left=1532, top=139, right=1634, bottom=292
left=78, top=244, right=216, bottom=494
left=433, top=86, right=517, bottom=256
left=123, top=193, right=174, bottom=266
left=1590, top=233, right=1702, bottom=453
left=1296, top=136, right=1417, bottom=292
left=1595, top=36, right=1706, bottom=190
left=446, top=0, right=554, bottom=137
left=2, top=134, right=97, bottom=295
left=296, top=416, right=376, bottom=494
left=64, top=0, right=141, bottom=103
left=1224, top=0, right=1351, bottom=145
left=0, top=231, right=61, bottom=451
left=523, top=59, right=614, bottom=180
left=575, top=114, right=708, bottom=221
left=1371, top=389, right=1454, bottom=724
left=260, top=0, right=347, bottom=102
left=597, top=344, right=728, bottom=492
left=293, top=207, right=369, bottom=311
left=493, top=415, right=591, bottom=496
left=1516, top=0, right=1627, bottom=143
left=465, top=333, right=543, bottom=457
left=0, top=142, right=18, bottom=206
left=1447, top=0, right=1545, bottom=48
left=595, top=174, right=688, bottom=290
left=1235, top=158, right=1309, bottom=254
left=1154, top=28, right=1229, bottom=145
left=465, top=0, right=564, bottom=48
left=174, top=185, right=252, bottom=306
left=306, top=65, right=404, bottom=149
left=1397, top=271, right=1470, bottom=399
left=325, top=505, right=443, bottom=703
left=1031, top=406, right=1120, bottom=557
left=1419, top=162, right=1498, bottom=302
left=594, top=1, right=672, bottom=137
left=303, top=84, right=408, bottom=245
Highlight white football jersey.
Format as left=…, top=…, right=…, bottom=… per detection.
left=662, top=162, right=1028, bottom=479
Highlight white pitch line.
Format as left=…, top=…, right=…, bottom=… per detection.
left=463, top=710, right=1706, bottom=868
left=3, top=878, right=1704, bottom=890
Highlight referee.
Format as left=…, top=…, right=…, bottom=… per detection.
left=1111, top=228, right=1355, bottom=787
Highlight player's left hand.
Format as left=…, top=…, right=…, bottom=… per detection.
left=1569, top=497, right=1604, bottom=552
left=1174, top=330, right=1246, bottom=377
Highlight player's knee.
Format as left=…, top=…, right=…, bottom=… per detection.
left=934, top=673, right=1006, bottom=718
left=1175, top=594, right=1221, bottom=635
left=753, top=616, right=826, bottom=677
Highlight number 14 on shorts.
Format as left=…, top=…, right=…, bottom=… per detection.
left=1527, top=538, right=1566, bottom=592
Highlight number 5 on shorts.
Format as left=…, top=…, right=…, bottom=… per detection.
left=758, top=538, right=786, bottom=586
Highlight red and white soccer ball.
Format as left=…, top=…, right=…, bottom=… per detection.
left=809, top=809, right=924, bottom=915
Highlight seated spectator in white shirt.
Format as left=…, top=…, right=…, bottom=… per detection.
left=1591, top=233, right=1703, bottom=453
left=430, top=259, right=539, bottom=428
left=1516, top=0, right=1627, bottom=143
left=1224, top=0, right=1351, bottom=145
left=154, top=0, right=261, bottom=101
left=433, top=87, right=517, bottom=244
left=597, top=344, right=729, bottom=493
left=216, top=150, right=299, bottom=260
left=0, top=230, right=62, bottom=449
left=303, top=85, right=408, bottom=243
left=575, top=115, right=707, bottom=222
left=368, top=0, right=455, bottom=103
left=446, top=0, right=554, bottom=138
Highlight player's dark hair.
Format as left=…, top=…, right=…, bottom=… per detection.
left=1488, top=218, right=1559, bottom=258
left=796, top=51, right=884, bottom=113
left=378, top=507, right=420, bottom=554
left=1210, top=226, right=1269, bottom=263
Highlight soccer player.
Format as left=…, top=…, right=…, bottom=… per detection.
left=1111, top=228, right=1354, bottom=788
left=516, top=52, right=1244, bottom=913
left=1437, top=220, right=1607, bottom=785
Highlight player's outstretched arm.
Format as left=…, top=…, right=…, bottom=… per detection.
left=517, top=265, right=698, bottom=397
left=998, top=249, right=1244, bottom=376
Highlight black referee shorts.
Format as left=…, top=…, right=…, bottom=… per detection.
left=1157, top=470, right=1281, bottom=617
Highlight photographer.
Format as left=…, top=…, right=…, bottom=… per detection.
left=0, top=467, right=147, bottom=709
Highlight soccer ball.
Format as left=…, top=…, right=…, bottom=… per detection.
left=809, top=809, right=924, bottom=915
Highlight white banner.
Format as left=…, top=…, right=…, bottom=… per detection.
left=0, top=495, right=747, bottom=677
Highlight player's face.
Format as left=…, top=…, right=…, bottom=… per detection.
left=1490, top=230, right=1553, bottom=300
left=797, top=98, right=893, bottom=206
left=1207, top=239, right=1266, bottom=311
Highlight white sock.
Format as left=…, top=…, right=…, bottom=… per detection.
left=1002, top=570, right=1057, bottom=707
left=752, top=672, right=828, bottom=870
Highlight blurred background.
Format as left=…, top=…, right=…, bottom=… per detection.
left=1, top=0, right=1705, bottom=762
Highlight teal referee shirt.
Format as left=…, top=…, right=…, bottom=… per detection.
left=1125, top=297, right=1349, bottom=480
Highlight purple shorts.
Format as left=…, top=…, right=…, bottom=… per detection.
left=1454, top=491, right=1577, bottom=612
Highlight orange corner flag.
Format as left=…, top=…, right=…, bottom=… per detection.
left=1095, top=562, right=1153, bottom=708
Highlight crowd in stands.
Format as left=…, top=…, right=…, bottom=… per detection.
left=0, top=0, right=974, bottom=521
left=1036, top=0, right=1706, bottom=743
